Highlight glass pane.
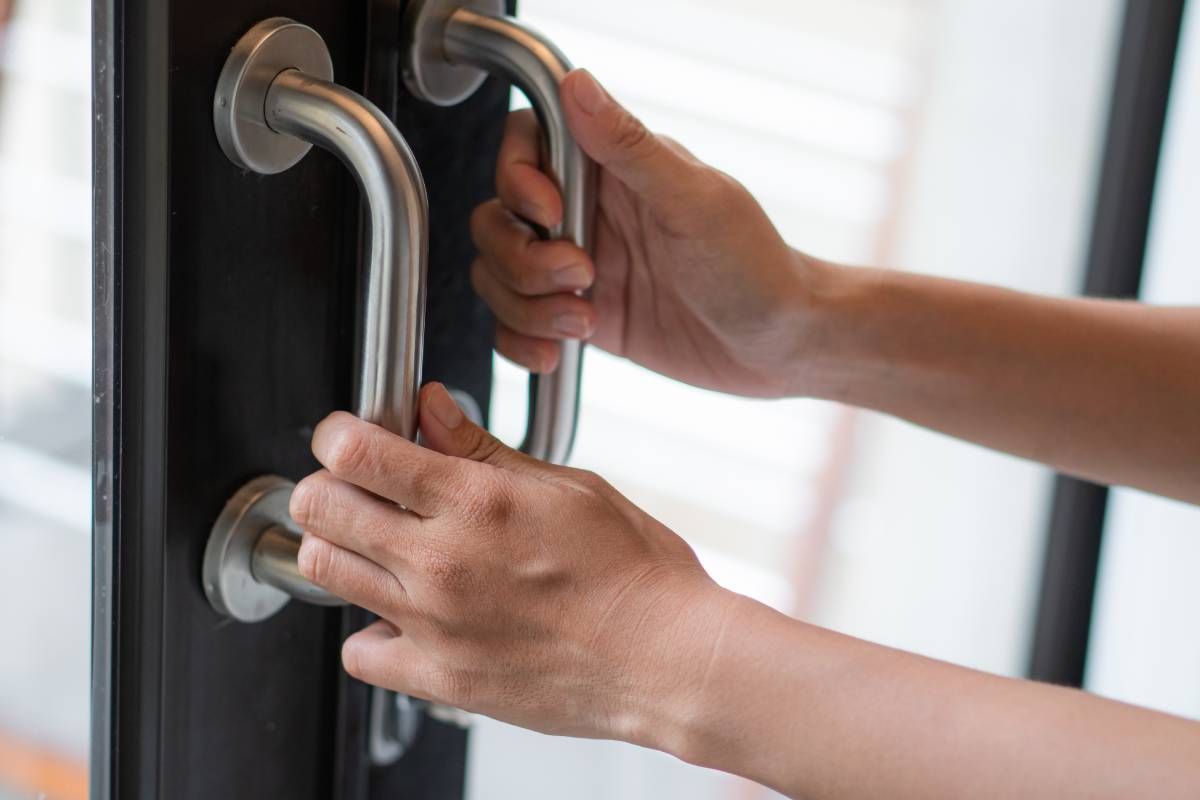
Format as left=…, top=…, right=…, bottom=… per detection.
left=0, top=0, right=91, bottom=797
left=484, top=0, right=1121, bottom=797
left=1085, top=1, right=1200, bottom=719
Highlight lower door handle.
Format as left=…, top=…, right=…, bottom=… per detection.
left=201, top=18, right=428, bottom=623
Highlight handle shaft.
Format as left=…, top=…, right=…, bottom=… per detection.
left=268, top=70, right=429, bottom=439
left=445, top=9, right=598, bottom=465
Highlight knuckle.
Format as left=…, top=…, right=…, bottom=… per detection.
left=297, top=537, right=333, bottom=586
left=289, top=474, right=329, bottom=526
left=571, top=468, right=610, bottom=494
left=700, top=169, right=745, bottom=207
left=510, top=261, right=541, bottom=295
left=419, top=547, right=474, bottom=596
left=325, top=426, right=374, bottom=477
left=469, top=477, right=516, bottom=527
left=611, top=110, right=654, bottom=157
left=289, top=479, right=316, bottom=526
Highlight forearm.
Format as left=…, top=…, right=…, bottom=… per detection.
left=794, top=260, right=1200, bottom=503
left=642, top=589, right=1200, bottom=799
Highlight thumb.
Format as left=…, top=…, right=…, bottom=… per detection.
left=561, top=69, right=696, bottom=208
left=418, top=382, right=542, bottom=475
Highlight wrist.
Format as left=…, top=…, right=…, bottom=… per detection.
left=781, top=253, right=891, bottom=402
left=633, top=589, right=826, bottom=796
left=623, top=584, right=788, bottom=770
left=614, top=577, right=739, bottom=757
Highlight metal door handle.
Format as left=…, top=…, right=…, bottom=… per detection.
left=404, top=0, right=597, bottom=465
left=202, top=18, right=429, bottom=623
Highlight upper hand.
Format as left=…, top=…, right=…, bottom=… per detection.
left=471, top=69, right=818, bottom=398
left=288, top=383, right=732, bottom=742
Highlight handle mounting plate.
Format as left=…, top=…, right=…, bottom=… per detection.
left=202, top=475, right=296, bottom=622
left=214, top=17, right=334, bottom=174
left=402, top=0, right=506, bottom=106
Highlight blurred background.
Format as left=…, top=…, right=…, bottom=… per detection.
left=0, top=1, right=1198, bottom=798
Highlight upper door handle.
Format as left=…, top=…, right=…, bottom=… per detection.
left=403, top=0, right=598, bottom=466
left=203, top=18, right=429, bottom=622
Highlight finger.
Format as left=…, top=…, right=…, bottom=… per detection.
left=310, top=411, right=466, bottom=516
left=342, top=620, right=476, bottom=708
left=497, top=108, right=563, bottom=229
left=496, top=322, right=561, bottom=374
left=471, top=258, right=596, bottom=341
left=290, top=469, right=421, bottom=567
left=297, top=533, right=411, bottom=621
left=342, top=620, right=421, bottom=690
left=470, top=199, right=593, bottom=295
left=419, top=382, right=547, bottom=475
left=560, top=69, right=697, bottom=209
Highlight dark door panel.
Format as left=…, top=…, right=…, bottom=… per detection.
left=94, top=0, right=508, bottom=796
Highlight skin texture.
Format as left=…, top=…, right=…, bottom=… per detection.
left=293, top=69, right=1200, bottom=797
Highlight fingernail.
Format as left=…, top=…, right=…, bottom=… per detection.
left=554, top=264, right=592, bottom=290
left=427, top=383, right=465, bottom=430
left=571, top=70, right=610, bottom=116
left=554, top=313, right=591, bottom=339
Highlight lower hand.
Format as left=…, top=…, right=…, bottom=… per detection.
left=288, top=383, right=732, bottom=743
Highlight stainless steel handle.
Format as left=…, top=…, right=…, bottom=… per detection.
left=202, top=18, right=429, bottom=623
left=404, top=0, right=598, bottom=465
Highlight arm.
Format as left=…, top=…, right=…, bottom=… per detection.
left=663, top=588, right=1200, bottom=799
left=799, top=265, right=1200, bottom=503
left=289, top=387, right=1200, bottom=799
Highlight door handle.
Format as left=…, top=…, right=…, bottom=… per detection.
left=403, top=0, right=598, bottom=465
left=202, top=18, right=428, bottom=623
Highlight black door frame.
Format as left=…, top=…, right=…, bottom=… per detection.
left=91, top=1, right=509, bottom=797
left=91, top=0, right=171, bottom=794
left=1028, top=0, right=1188, bottom=686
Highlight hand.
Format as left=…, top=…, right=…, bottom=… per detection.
left=471, top=68, right=820, bottom=398
left=288, top=383, right=733, bottom=743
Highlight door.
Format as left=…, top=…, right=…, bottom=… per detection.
left=92, top=1, right=510, bottom=797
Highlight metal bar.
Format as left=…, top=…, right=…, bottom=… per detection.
left=443, top=8, right=597, bottom=464
left=267, top=70, right=430, bottom=439
left=203, top=19, right=432, bottom=623
left=1028, top=0, right=1187, bottom=686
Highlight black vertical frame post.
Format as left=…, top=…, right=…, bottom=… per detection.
left=1028, top=0, right=1187, bottom=686
left=92, top=0, right=173, bottom=795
